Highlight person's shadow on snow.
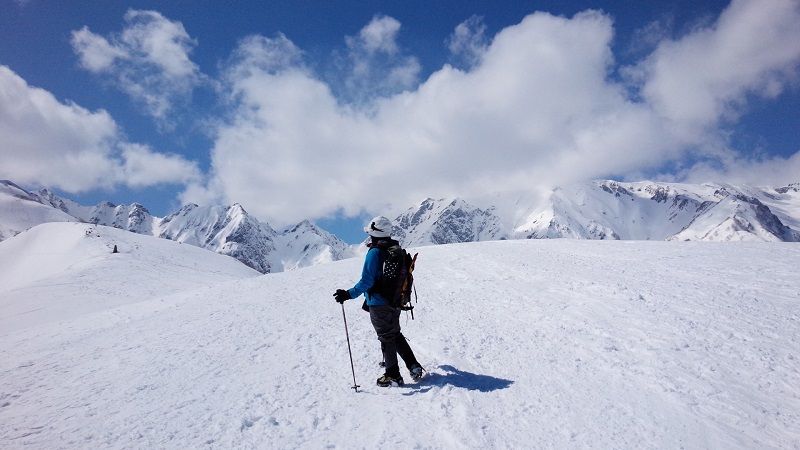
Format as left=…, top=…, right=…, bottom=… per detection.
left=405, top=364, right=513, bottom=395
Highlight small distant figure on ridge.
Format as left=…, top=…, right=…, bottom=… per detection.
left=112, top=244, right=119, bottom=254
left=334, top=216, right=425, bottom=387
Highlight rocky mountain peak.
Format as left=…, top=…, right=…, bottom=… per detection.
left=775, top=182, right=800, bottom=194
left=393, top=197, right=506, bottom=247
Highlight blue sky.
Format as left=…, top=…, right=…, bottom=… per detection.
left=1, top=0, right=799, bottom=243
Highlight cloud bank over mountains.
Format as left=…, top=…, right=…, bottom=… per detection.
left=2, top=0, right=799, bottom=227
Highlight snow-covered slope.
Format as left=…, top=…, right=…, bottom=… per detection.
left=0, top=222, right=258, bottom=333
left=516, top=181, right=717, bottom=240
left=741, top=182, right=800, bottom=231
left=1, top=239, right=798, bottom=448
left=0, top=180, right=76, bottom=240
left=670, top=193, right=800, bottom=241
left=276, top=220, right=355, bottom=270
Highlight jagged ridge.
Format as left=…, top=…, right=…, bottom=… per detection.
left=392, top=180, right=800, bottom=246
left=0, top=181, right=351, bottom=273
left=3, top=179, right=798, bottom=268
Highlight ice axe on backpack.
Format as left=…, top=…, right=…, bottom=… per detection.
left=402, top=252, right=418, bottom=319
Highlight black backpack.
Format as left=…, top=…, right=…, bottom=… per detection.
left=368, top=240, right=418, bottom=315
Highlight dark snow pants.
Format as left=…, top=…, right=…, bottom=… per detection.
left=369, top=305, right=419, bottom=378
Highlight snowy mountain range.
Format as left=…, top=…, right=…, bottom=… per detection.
left=2, top=179, right=798, bottom=273
left=391, top=180, right=800, bottom=245
left=0, top=180, right=353, bottom=273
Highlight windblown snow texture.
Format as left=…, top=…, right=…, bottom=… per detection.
left=0, top=228, right=798, bottom=448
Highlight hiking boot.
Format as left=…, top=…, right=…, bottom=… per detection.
left=409, top=365, right=425, bottom=382
left=376, top=373, right=404, bottom=387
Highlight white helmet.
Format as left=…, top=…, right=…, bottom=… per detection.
left=364, top=216, right=393, bottom=238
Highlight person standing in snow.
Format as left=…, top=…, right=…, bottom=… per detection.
left=333, top=216, right=424, bottom=387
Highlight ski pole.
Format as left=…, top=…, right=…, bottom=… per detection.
left=341, top=303, right=360, bottom=392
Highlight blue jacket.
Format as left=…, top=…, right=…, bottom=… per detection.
left=347, top=247, right=388, bottom=306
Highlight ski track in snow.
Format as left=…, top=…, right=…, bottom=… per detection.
left=1, top=239, right=799, bottom=448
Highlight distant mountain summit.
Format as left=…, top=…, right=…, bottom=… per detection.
left=526, top=181, right=800, bottom=242
left=390, top=180, right=800, bottom=246
left=33, top=187, right=156, bottom=234
left=393, top=198, right=506, bottom=247
left=668, top=192, right=800, bottom=242
left=0, top=180, right=77, bottom=240
left=0, top=181, right=351, bottom=273
left=158, top=203, right=279, bottom=273
left=776, top=184, right=799, bottom=194
left=279, top=220, right=352, bottom=270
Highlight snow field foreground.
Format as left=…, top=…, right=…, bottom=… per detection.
left=0, top=223, right=259, bottom=332
left=1, top=239, right=799, bottom=448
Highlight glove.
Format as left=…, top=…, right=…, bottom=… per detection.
left=334, top=289, right=351, bottom=303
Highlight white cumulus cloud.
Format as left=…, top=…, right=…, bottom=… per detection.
left=0, top=65, right=200, bottom=193
left=71, top=9, right=202, bottom=123
left=71, top=27, right=128, bottom=72
left=338, top=15, right=421, bottom=103
left=119, top=143, right=201, bottom=187
left=447, top=15, right=489, bottom=67
left=681, top=150, right=800, bottom=187
left=181, top=1, right=800, bottom=226
left=355, top=15, right=402, bottom=55
left=631, top=0, right=800, bottom=139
